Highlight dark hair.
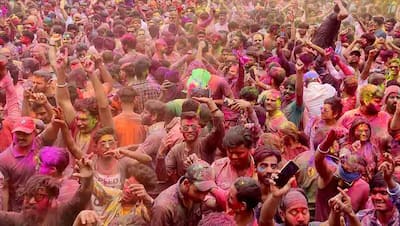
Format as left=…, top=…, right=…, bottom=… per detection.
left=223, top=125, right=253, bottom=149
left=253, top=147, right=282, bottom=165
left=370, top=172, right=387, bottom=190
left=125, top=163, right=157, bottom=191
left=75, top=43, right=88, bottom=52
left=269, top=67, right=286, bottom=87
left=22, top=30, right=35, bottom=41
left=144, top=100, right=166, bottom=122
left=239, top=86, right=259, bottom=102
left=74, top=97, right=99, bottom=117
left=234, top=177, right=262, bottom=210
left=22, top=58, right=40, bottom=75
left=32, top=70, right=53, bottom=82
left=39, top=147, right=70, bottom=174
left=117, top=87, right=138, bottom=103
left=134, top=58, right=151, bottom=80
left=93, top=126, right=115, bottom=144
left=348, top=118, right=371, bottom=144
left=121, top=62, right=135, bottom=78
left=181, top=111, right=199, bottom=121
left=198, top=212, right=236, bottom=226
left=182, top=98, right=200, bottom=113
left=20, top=175, right=60, bottom=199
left=386, top=18, right=397, bottom=24
left=373, top=16, right=385, bottom=26
left=324, top=96, right=343, bottom=119
left=361, top=33, right=376, bottom=46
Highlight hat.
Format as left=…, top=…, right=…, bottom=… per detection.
left=12, top=117, right=36, bottom=134
left=185, top=161, right=216, bottom=192
left=383, top=85, right=400, bottom=103
left=303, top=71, right=319, bottom=80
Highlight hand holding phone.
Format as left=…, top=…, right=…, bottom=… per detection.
left=274, top=161, right=299, bottom=188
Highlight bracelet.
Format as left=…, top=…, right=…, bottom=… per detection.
left=316, top=145, right=330, bottom=154
left=210, top=108, right=219, bottom=113
left=49, top=43, right=56, bottom=47
left=56, top=82, right=68, bottom=88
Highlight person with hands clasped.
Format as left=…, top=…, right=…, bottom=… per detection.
left=315, top=130, right=370, bottom=221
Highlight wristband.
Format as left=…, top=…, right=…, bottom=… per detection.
left=56, top=83, right=68, bottom=88
left=316, top=144, right=329, bottom=154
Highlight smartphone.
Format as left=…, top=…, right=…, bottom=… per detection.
left=274, top=161, right=299, bottom=188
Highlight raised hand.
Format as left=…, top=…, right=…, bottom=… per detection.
left=51, top=107, right=67, bottom=128
left=378, top=153, right=395, bottom=183
left=83, top=58, right=96, bottom=74
left=128, top=184, right=153, bottom=203
left=103, top=148, right=123, bottom=159
left=73, top=158, right=94, bottom=179
left=55, top=48, right=69, bottom=72
left=269, top=176, right=296, bottom=198
left=319, top=130, right=337, bottom=152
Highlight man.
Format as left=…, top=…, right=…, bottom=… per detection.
left=53, top=55, right=114, bottom=154
left=315, top=130, right=370, bottom=221
left=383, top=85, right=400, bottom=116
left=29, top=70, right=56, bottom=106
left=212, top=125, right=257, bottom=191
left=302, top=71, right=337, bottom=119
left=128, top=58, right=161, bottom=113
left=0, top=158, right=94, bottom=226
left=160, top=97, right=224, bottom=183
left=259, top=89, right=288, bottom=133
left=113, top=87, right=146, bottom=146
left=118, top=34, right=148, bottom=65
left=213, top=10, right=229, bottom=33
left=357, top=173, right=399, bottom=225
left=338, top=84, right=391, bottom=149
left=227, top=177, right=261, bottom=226
left=253, top=148, right=282, bottom=201
left=0, top=116, right=59, bottom=211
left=151, top=161, right=217, bottom=226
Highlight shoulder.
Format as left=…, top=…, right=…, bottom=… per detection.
left=212, top=157, right=230, bottom=169
left=356, top=209, right=375, bottom=219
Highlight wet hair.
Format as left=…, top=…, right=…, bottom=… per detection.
left=253, top=147, right=282, bottom=165
left=117, top=87, right=138, bottom=103
left=39, top=147, right=70, bottom=174
left=233, top=177, right=262, bottom=210
left=125, top=163, right=157, bottom=191
left=74, top=97, right=99, bottom=117
left=93, top=126, right=115, bottom=144
left=144, top=100, right=166, bottom=122
left=198, top=212, right=236, bottom=226
left=19, top=175, right=60, bottom=200
left=324, top=96, right=343, bottom=119
left=223, top=125, right=253, bottom=149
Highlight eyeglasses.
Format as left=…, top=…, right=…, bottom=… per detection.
left=26, top=192, right=49, bottom=202
left=181, top=125, right=199, bottom=132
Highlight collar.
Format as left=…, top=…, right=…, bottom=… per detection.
left=149, top=121, right=165, bottom=133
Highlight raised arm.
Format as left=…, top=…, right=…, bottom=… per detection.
left=0, top=72, right=20, bottom=123
left=360, top=49, right=378, bottom=81
left=295, top=61, right=304, bottom=107
left=315, top=130, right=336, bottom=187
left=94, top=55, right=114, bottom=95
left=83, top=59, right=114, bottom=129
left=51, top=47, right=76, bottom=125
left=335, top=0, right=349, bottom=21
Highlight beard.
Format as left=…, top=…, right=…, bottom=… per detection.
left=365, top=103, right=380, bottom=115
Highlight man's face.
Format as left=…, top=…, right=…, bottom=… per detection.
left=141, top=109, right=154, bottom=126
left=386, top=93, right=400, bottom=113
left=371, top=187, right=394, bottom=212
left=388, top=63, right=399, bottom=75
left=184, top=181, right=209, bottom=203
left=385, top=22, right=395, bottom=32
left=227, top=144, right=251, bottom=169
left=122, top=177, right=139, bottom=203
left=282, top=204, right=310, bottom=226
left=22, top=187, right=51, bottom=216
left=76, top=111, right=97, bottom=133
left=14, top=131, right=35, bottom=147
left=253, top=34, right=263, bottom=48
left=34, top=106, right=51, bottom=124
left=298, top=28, right=307, bottom=36
left=281, top=84, right=295, bottom=102
left=180, top=118, right=201, bottom=142
left=349, top=53, right=360, bottom=64
left=218, top=14, right=227, bottom=24
left=257, top=155, right=279, bottom=185
left=97, top=134, right=117, bottom=157
left=226, top=64, right=238, bottom=80
left=364, top=96, right=382, bottom=115
left=31, top=76, right=48, bottom=93
left=354, top=123, right=370, bottom=142
left=230, top=36, right=242, bottom=49
left=321, top=104, right=335, bottom=121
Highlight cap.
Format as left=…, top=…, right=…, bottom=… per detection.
left=12, top=117, right=36, bottom=134
left=303, top=71, right=319, bottom=80
left=185, top=161, right=216, bottom=192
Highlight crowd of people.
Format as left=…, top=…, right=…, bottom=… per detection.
left=0, top=0, right=400, bottom=225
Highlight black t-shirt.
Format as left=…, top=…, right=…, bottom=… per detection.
left=312, top=13, right=341, bottom=49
